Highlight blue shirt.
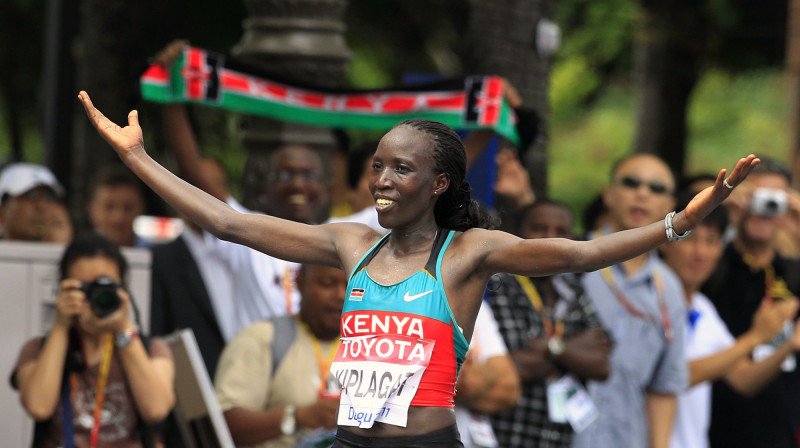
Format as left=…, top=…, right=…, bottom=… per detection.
left=572, top=253, right=687, bottom=448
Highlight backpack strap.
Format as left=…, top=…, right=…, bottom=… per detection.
left=270, top=315, right=298, bottom=376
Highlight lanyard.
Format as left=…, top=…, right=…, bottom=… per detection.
left=298, top=318, right=340, bottom=396
left=600, top=266, right=673, bottom=343
left=67, top=334, right=114, bottom=448
left=283, top=266, right=294, bottom=315
left=514, top=275, right=564, bottom=338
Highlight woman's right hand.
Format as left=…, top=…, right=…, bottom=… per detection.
left=78, top=91, right=145, bottom=161
left=55, top=279, right=87, bottom=328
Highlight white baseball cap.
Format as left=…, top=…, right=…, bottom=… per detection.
left=0, top=163, right=65, bottom=201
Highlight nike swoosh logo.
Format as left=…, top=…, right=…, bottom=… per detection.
left=403, top=290, right=434, bottom=302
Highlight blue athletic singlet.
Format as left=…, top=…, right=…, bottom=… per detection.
left=340, top=228, right=470, bottom=408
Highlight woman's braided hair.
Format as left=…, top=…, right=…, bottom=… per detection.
left=395, top=119, right=498, bottom=231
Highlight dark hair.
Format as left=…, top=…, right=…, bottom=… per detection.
left=90, top=166, right=145, bottom=200
left=751, top=156, right=791, bottom=183
left=59, top=232, right=129, bottom=282
left=675, top=191, right=728, bottom=236
left=609, top=153, right=675, bottom=187
left=347, top=141, right=378, bottom=189
left=516, top=198, right=573, bottom=237
left=581, top=194, right=606, bottom=235
left=395, top=119, right=497, bottom=231
left=679, top=173, right=717, bottom=193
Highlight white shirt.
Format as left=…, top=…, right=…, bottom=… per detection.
left=455, top=302, right=508, bottom=448
left=670, top=292, right=735, bottom=448
left=181, top=197, right=301, bottom=341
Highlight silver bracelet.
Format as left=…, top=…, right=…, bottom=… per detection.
left=664, top=211, right=691, bottom=242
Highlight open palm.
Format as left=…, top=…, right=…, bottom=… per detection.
left=78, top=91, right=145, bottom=158
left=683, top=154, right=760, bottom=226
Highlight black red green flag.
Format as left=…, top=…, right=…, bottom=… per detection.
left=140, top=46, right=519, bottom=145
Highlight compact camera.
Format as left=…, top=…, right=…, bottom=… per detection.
left=81, top=276, right=122, bottom=318
left=750, top=188, right=788, bottom=218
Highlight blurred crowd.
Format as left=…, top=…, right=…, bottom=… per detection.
left=4, top=46, right=800, bottom=448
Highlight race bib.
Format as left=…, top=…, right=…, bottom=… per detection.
left=331, top=334, right=434, bottom=428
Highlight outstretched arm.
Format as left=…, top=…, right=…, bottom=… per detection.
left=78, top=91, right=349, bottom=267
left=476, top=155, right=760, bottom=277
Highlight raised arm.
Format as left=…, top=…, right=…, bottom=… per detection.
left=475, top=155, right=760, bottom=277
left=78, top=91, right=348, bottom=267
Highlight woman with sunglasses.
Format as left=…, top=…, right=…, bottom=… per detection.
left=78, top=91, right=757, bottom=447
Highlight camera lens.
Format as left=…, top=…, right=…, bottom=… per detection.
left=84, top=276, right=122, bottom=318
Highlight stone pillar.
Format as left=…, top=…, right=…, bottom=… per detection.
left=233, top=0, right=352, bottom=213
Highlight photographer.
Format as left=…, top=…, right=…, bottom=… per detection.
left=702, top=159, right=800, bottom=448
left=10, top=233, right=174, bottom=448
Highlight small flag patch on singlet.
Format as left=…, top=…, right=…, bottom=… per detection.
left=349, top=288, right=365, bottom=301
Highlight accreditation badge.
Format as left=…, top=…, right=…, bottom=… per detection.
left=331, top=334, right=434, bottom=428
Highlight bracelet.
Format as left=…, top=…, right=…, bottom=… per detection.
left=664, top=211, right=691, bottom=242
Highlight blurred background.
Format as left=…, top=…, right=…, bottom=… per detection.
left=0, top=0, right=796, bottom=231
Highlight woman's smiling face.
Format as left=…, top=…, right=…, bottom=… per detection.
left=369, top=125, right=446, bottom=229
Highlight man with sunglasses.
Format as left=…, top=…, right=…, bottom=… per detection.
left=572, top=154, right=687, bottom=448
left=0, top=163, right=67, bottom=242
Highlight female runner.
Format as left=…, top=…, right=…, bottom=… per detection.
left=78, top=91, right=758, bottom=447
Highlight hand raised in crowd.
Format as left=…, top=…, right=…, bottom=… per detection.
left=681, top=155, right=760, bottom=229
left=721, top=179, right=754, bottom=229
left=751, top=297, right=799, bottom=344
left=154, top=39, right=189, bottom=70
left=79, top=91, right=144, bottom=160
left=296, top=398, right=339, bottom=429
left=493, top=149, right=535, bottom=208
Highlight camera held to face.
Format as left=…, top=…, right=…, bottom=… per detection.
left=750, top=188, right=788, bottom=218
left=81, top=276, right=122, bottom=318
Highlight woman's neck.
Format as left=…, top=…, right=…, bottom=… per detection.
left=388, top=219, right=440, bottom=255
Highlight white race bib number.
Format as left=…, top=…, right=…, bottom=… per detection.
left=331, top=334, right=434, bottom=428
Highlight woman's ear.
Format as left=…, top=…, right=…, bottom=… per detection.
left=433, top=173, right=450, bottom=196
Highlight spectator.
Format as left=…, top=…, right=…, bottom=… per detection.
left=9, top=233, right=174, bottom=447
left=455, top=302, right=521, bottom=448
left=0, top=162, right=65, bottom=241
left=488, top=199, right=610, bottom=448
left=572, top=154, right=688, bottom=448
left=86, top=166, right=147, bottom=248
left=214, top=264, right=345, bottom=447
left=660, top=193, right=800, bottom=448
left=151, top=40, right=332, bottom=351
left=702, top=159, right=800, bottom=448
left=44, top=200, right=74, bottom=244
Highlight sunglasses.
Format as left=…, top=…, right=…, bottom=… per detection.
left=615, top=176, right=672, bottom=195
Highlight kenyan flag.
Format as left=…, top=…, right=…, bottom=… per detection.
left=140, top=46, right=519, bottom=145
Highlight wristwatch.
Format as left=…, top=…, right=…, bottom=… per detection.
left=114, top=328, right=138, bottom=348
left=280, top=405, right=296, bottom=435
left=547, top=336, right=565, bottom=358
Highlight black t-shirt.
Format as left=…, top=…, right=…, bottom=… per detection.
left=702, top=244, right=800, bottom=448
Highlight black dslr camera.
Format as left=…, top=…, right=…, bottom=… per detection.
left=81, top=276, right=122, bottom=318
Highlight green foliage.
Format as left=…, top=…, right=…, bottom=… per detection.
left=548, top=68, right=790, bottom=231
left=549, top=0, right=636, bottom=117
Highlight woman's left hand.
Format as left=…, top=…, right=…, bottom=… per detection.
left=682, top=155, right=760, bottom=230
